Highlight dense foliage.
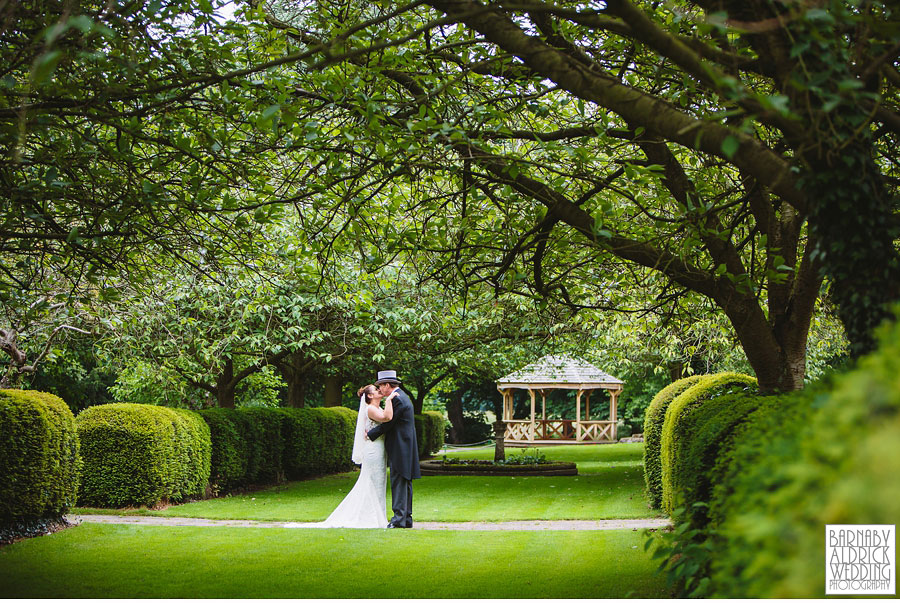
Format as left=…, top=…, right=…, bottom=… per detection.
left=75, top=404, right=211, bottom=508
left=416, top=410, right=446, bottom=458
left=658, top=372, right=757, bottom=513
left=648, top=316, right=900, bottom=597
left=0, top=390, right=81, bottom=528
left=642, top=374, right=703, bottom=508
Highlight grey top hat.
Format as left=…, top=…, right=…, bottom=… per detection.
left=375, top=370, right=401, bottom=385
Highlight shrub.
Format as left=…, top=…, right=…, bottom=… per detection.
left=642, top=374, right=705, bottom=508
left=280, top=407, right=356, bottom=479
left=234, top=407, right=284, bottom=485
left=200, top=406, right=356, bottom=490
left=76, top=403, right=211, bottom=508
left=0, top=390, right=81, bottom=528
left=707, top=336, right=900, bottom=598
left=651, top=317, right=900, bottom=598
left=674, top=391, right=771, bottom=528
left=197, top=408, right=247, bottom=494
left=659, top=372, right=757, bottom=513
left=422, top=410, right=446, bottom=456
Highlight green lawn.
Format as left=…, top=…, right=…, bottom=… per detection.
left=74, top=443, right=657, bottom=522
left=0, top=522, right=666, bottom=598
left=3, top=442, right=668, bottom=598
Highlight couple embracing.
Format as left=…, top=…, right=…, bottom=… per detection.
left=318, top=370, right=420, bottom=529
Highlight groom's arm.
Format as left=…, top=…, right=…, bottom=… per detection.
left=367, top=412, right=399, bottom=441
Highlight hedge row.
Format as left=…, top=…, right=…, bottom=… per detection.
left=416, top=410, right=446, bottom=458
left=651, top=319, right=900, bottom=597
left=76, top=404, right=211, bottom=508
left=658, top=372, right=757, bottom=513
left=0, top=390, right=81, bottom=530
left=642, top=375, right=704, bottom=509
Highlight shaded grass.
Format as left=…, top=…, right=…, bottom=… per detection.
left=74, top=443, right=658, bottom=522
left=0, top=523, right=666, bottom=598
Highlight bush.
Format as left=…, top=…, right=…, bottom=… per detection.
left=415, top=411, right=446, bottom=458
left=236, top=408, right=284, bottom=484
left=280, top=407, right=356, bottom=479
left=650, top=317, right=900, bottom=598
left=659, top=372, right=757, bottom=513
left=199, top=406, right=356, bottom=492
left=642, top=375, right=705, bottom=509
left=674, top=391, right=770, bottom=528
left=0, top=390, right=81, bottom=529
left=76, top=403, right=211, bottom=508
left=197, top=408, right=247, bottom=494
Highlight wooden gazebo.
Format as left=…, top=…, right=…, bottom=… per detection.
left=497, top=355, right=624, bottom=445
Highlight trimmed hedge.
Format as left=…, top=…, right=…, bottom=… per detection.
left=659, top=372, right=756, bottom=513
left=651, top=317, right=900, bottom=597
left=674, top=390, right=771, bottom=528
left=199, top=406, right=356, bottom=493
left=76, top=403, right=211, bottom=508
left=196, top=407, right=247, bottom=494
left=416, top=411, right=446, bottom=458
left=642, top=374, right=705, bottom=509
left=279, top=406, right=356, bottom=479
left=0, top=390, right=81, bottom=526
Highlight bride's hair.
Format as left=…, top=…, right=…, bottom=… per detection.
left=357, top=384, right=377, bottom=402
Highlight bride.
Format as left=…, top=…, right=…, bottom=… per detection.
left=288, top=384, right=395, bottom=528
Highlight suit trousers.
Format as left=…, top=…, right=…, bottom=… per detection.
left=389, top=469, right=413, bottom=526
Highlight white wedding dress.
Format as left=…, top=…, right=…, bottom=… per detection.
left=286, top=399, right=388, bottom=529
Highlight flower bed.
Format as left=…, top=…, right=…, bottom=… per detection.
left=419, top=459, right=577, bottom=476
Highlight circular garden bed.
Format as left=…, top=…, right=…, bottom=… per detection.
left=420, top=459, right=577, bottom=476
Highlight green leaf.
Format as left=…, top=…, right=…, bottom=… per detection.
left=31, top=50, right=62, bottom=84
left=721, top=135, right=739, bottom=159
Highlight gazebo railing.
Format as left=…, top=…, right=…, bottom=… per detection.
left=577, top=420, right=616, bottom=442
left=504, top=419, right=616, bottom=442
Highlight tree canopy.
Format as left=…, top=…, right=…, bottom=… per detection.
left=4, top=0, right=888, bottom=400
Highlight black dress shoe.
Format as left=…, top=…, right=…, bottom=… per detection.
left=386, top=523, right=399, bottom=528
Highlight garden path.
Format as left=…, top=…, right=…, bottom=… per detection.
left=67, top=514, right=669, bottom=531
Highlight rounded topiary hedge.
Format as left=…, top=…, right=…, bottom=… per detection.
left=643, top=374, right=705, bottom=509
left=76, top=403, right=211, bottom=508
left=659, top=372, right=757, bottom=514
left=0, top=389, right=81, bottom=529
left=702, top=326, right=900, bottom=598
left=673, top=390, right=769, bottom=528
left=416, top=411, right=446, bottom=458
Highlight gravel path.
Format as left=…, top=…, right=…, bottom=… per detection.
left=67, top=514, right=669, bottom=531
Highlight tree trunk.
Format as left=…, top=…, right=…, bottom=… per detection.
left=285, top=377, right=306, bottom=408
left=493, top=419, right=506, bottom=462
left=323, top=374, right=343, bottom=407
left=446, top=388, right=466, bottom=444
left=216, top=357, right=236, bottom=408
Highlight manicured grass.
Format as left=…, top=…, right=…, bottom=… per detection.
left=0, top=522, right=666, bottom=598
left=74, top=443, right=658, bottom=522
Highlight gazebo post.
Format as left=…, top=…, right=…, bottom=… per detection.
left=585, top=390, right=591, bottom=421
left=528, top=388, right=536, bottom=442
left=540, top=390, right=546, bottom=439
left=575, top=389, right=583, bottom=442
left=610, top=388, right=620, bottom=440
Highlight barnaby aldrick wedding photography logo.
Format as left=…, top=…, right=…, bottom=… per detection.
left=826, top=524, right=895, bottom=595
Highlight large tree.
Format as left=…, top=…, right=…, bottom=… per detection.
left=249, top=0, right=897, bottom=392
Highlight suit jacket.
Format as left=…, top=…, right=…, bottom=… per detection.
left=367, top=388, right=421, bottom=480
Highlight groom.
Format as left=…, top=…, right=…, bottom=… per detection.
left=367, top=370, right=420, bottom=528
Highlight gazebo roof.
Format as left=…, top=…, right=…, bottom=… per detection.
left=497, top=355, right=623, bottom=388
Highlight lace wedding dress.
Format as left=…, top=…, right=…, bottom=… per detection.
left=286, top=412, right=388, bottom=529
